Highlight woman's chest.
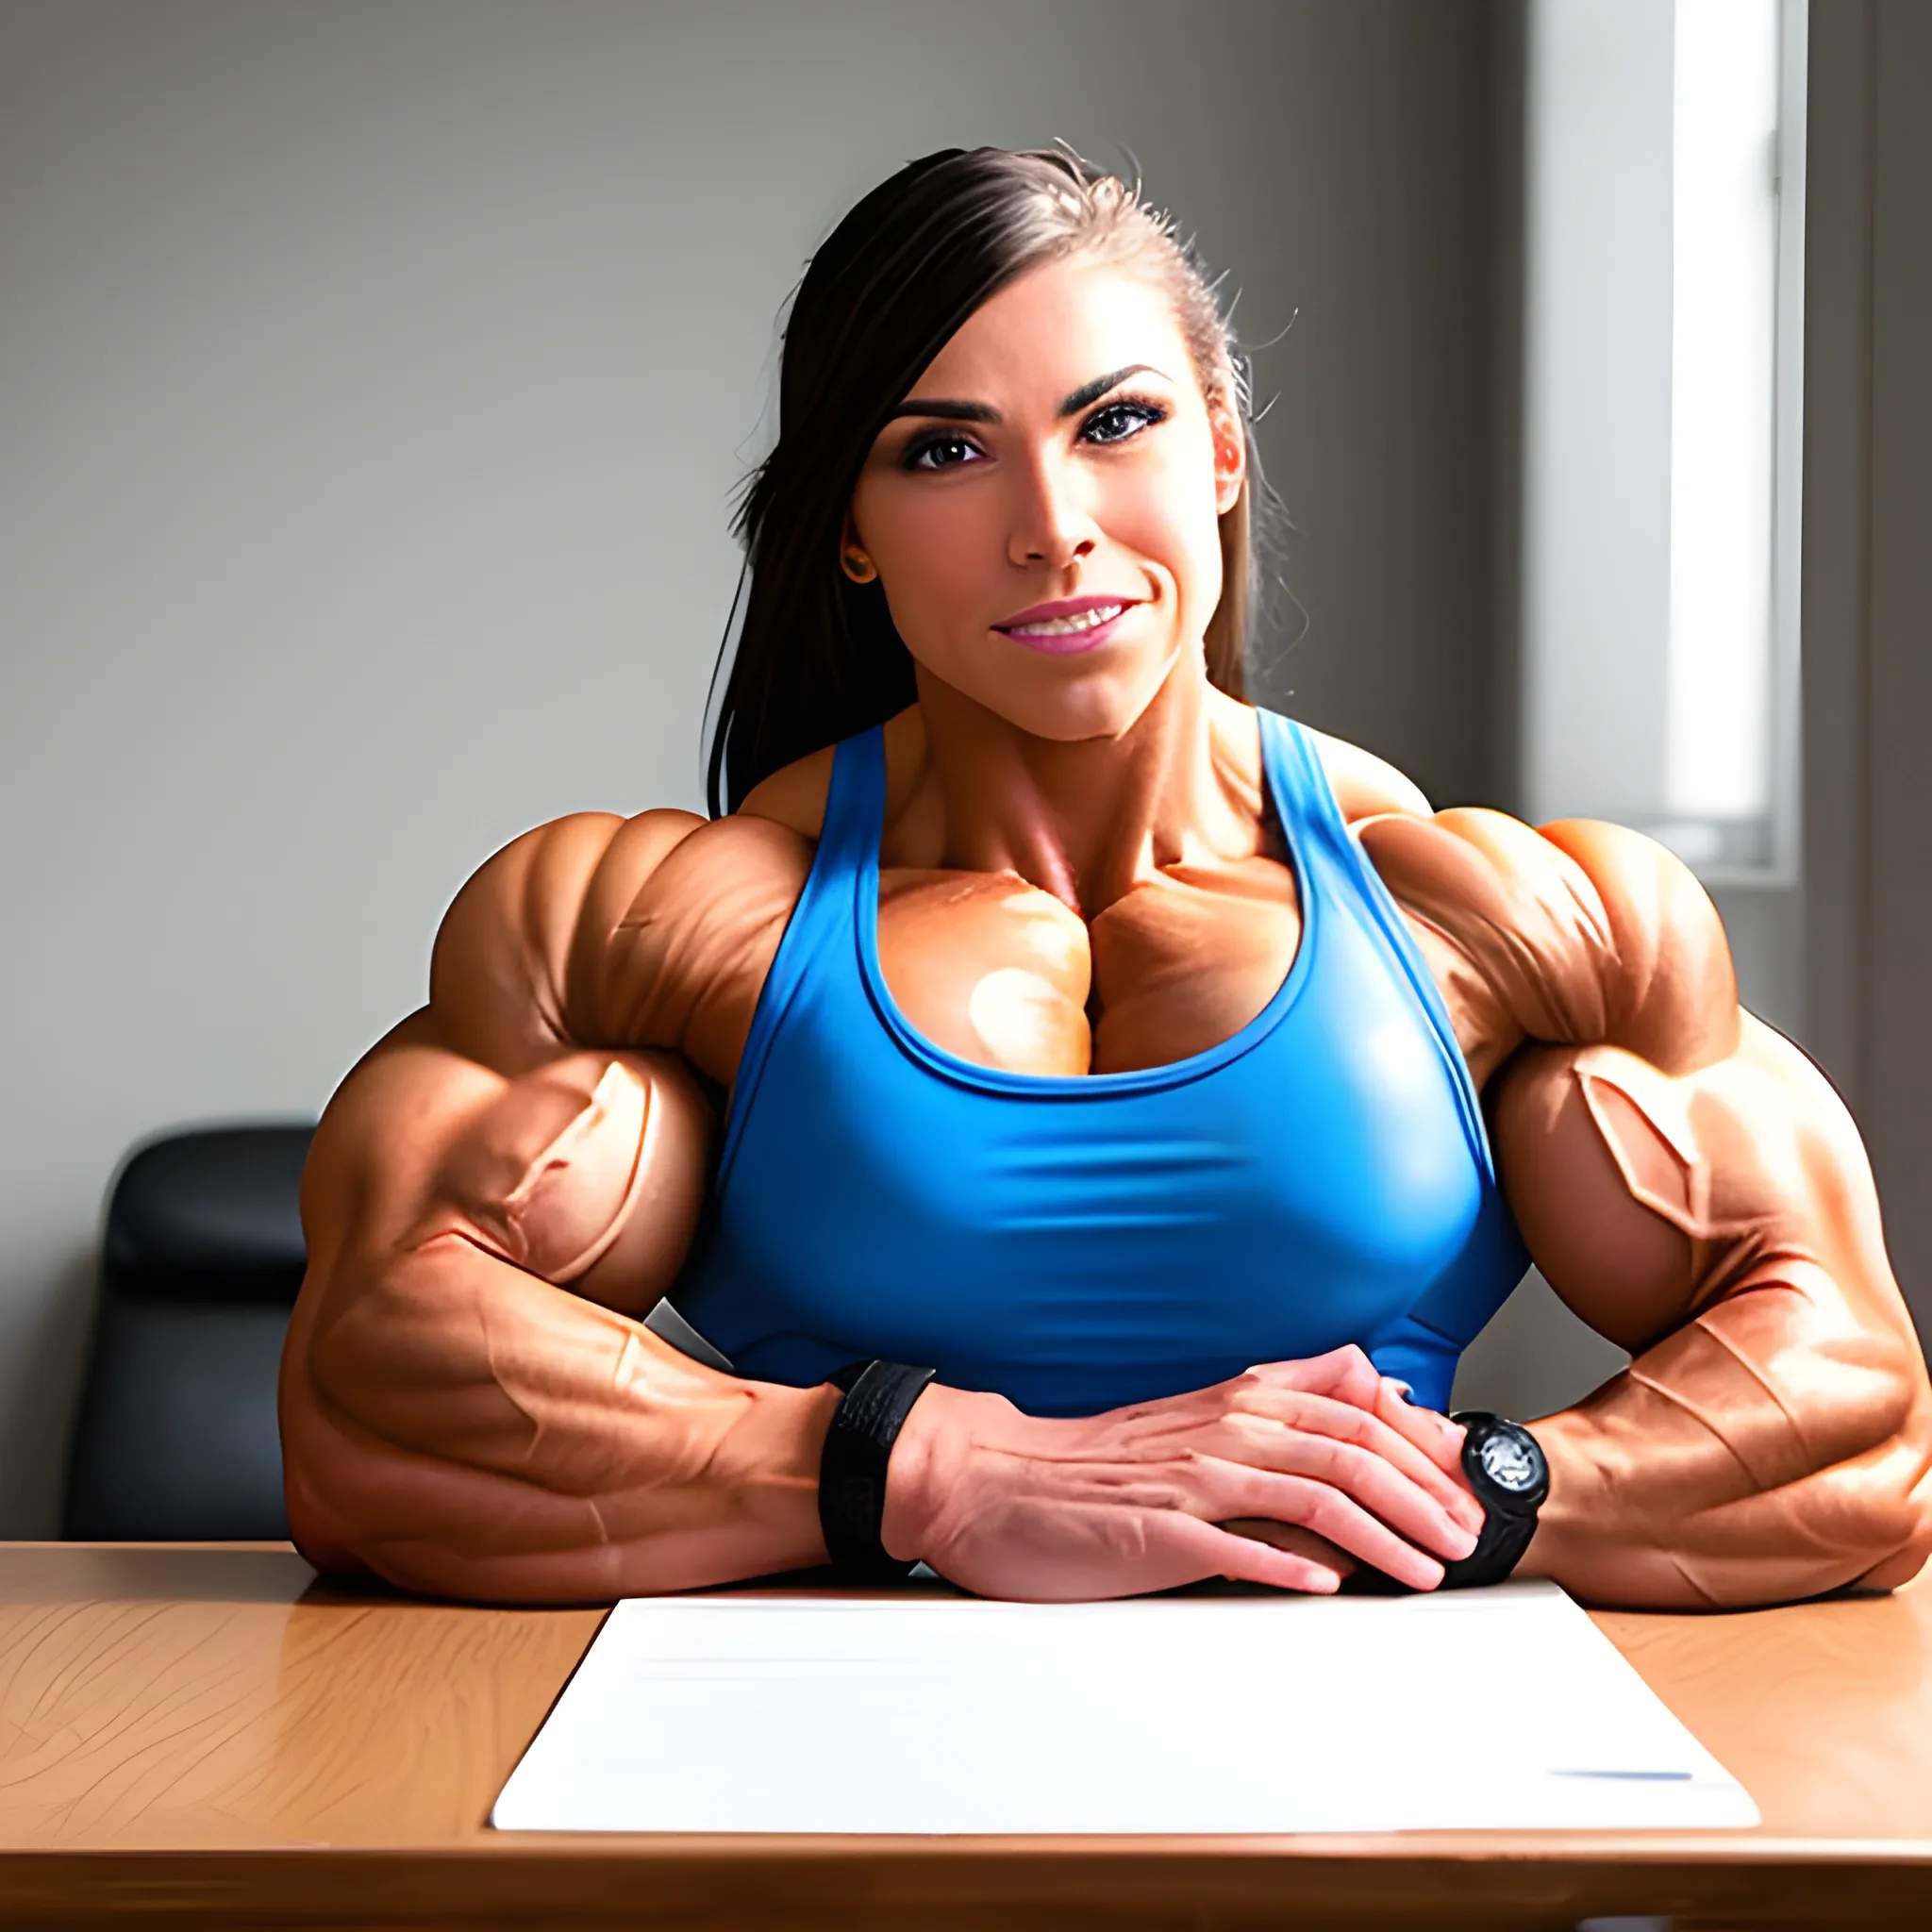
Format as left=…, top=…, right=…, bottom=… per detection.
left=873, top=859, right=1302, bottom=1076
left=695, top=874, right=1519, bottom=1410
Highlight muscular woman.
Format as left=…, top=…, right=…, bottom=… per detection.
left=280, top=148, right=1932, bottom=1608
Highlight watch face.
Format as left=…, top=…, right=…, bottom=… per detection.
left=1477, top=1428, right=1543, bottom=1496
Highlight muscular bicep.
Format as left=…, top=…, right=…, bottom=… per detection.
left=294, top=809, right=728, bottom=1358
left=299, top=1014, right=711, bottom=1322
left=1491, top=1018, right=1904, bottom=1353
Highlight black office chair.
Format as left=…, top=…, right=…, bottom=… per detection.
left=62, top=1124, right=314, bottom=1541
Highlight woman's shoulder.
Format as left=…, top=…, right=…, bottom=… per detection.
left=1206, top=689, right=1433, bottom=827
left=736, top=745, right=839, bottom=839
left=1295, top=722, right=1434, bottom=825
left=736, top=708, right=928, bottom=841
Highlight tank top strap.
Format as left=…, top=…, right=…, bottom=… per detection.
left=1256, top=708, right=1352, bottom=877
left=1256, top=708, right=1498, bottom=1183
left=714, top=725, right=886, bottom=1184
left=816, top=723, right=890, bottom=869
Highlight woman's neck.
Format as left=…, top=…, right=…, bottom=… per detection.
left=897, top=658, right=1263, bottom=919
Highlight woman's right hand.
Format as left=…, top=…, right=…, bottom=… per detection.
left=880, top=1346, right=1485, bottom=1602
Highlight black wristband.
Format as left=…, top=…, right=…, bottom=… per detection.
left=818, top=1359, right=936, bottom=1581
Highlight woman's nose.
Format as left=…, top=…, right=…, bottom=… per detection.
left=1007, top=454, right=1098, bottom=570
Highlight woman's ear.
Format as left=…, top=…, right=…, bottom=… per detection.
left=1208, top=395, right=1246, bottom=515
left=839, top=511, right=878, bottom=585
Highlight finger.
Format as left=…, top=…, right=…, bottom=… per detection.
left=1350, top=1393, right=1481, bottom=1528
left=1224, top=1389, right=1483, bottom=1530
left=1220, top=1516, right=1357, bottom=1581
left=1243, top=1345, right=1385, bottom=1410
left=1158, top=1513, right=1344, bottom=1595
left=1001, top=1509, right=1345, bottom=1601
left=1215, top=1418, right=1481, bottom=1558
left=1372, top=1381, right=1470, bottom=1482
left=1201, top=1460, right=1452, bottom=1591
left=1239, top=1353, right=1471, bottom=1481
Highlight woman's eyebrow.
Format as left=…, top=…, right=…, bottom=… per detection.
left=887, top=364, right=1167, bottom=428
left=889, top=397, right=999, bottom=424
left=1057, top=364, right=1162, bottom=416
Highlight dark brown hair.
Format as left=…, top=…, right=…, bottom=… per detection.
left=705, top=146, right=1285, bottom=815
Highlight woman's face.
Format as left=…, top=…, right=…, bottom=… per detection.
left=848, top=255, right=1245, bottom=743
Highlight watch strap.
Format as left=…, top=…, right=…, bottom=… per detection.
left=1435, top=1504, right=1539, bottom=1590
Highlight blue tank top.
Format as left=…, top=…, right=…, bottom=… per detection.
left=668, top=708, right=1526, bottom=1416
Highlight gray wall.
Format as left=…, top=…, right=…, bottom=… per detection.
left=0, top=0, right=1503, bottom=1534
left=1803, top=1, right=1932, bottom=1339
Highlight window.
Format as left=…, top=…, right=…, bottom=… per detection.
left=1521, top=0, right=1807, bottom=884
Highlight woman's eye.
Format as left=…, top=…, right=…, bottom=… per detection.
left=905, top=434, right=983, bottom=472
left=1081, top=400, right=1166, bottom=445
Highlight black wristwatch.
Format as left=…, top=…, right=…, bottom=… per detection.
left=1436, top=1410, right=1550, bottom=1590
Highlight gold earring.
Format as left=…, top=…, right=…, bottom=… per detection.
left=841, top=548, right=878, bottom=585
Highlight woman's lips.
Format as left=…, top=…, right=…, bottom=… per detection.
left=992, top=596, right=1138, bottom=654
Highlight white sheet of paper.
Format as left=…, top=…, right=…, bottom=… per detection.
left=491, top=1579, right=1757, bottom=1834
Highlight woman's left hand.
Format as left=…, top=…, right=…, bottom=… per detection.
left=1219, top=1401, right=1471, bottom=1584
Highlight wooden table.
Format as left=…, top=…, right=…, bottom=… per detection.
left=0, top=1545, right=1928, bottom=1929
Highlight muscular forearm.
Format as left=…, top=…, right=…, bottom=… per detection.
left=1522, top=1266, right=1932, bottom=1606
left=1496, top=1022, right=1932, bottom=1607
left=283, top=1238, right=841, bottom=1600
